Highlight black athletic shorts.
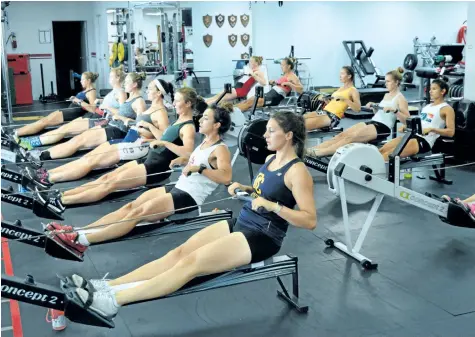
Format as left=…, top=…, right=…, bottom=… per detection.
left=324, top=111, right=341, bottom=128
left=164, top=185, right=198, bottom=214
left=227, top=218, right=281, bottom=263
left=104, top=126, right=127, bottom=141
left=61, top=106, right=85, bottom=121
left=142, top=149, right=172, bottom=185
left=263, top=90, right=285, bottom=107
left=414, top=135, right=432, bottom=154
left=365, top=121, right=391, bottom=141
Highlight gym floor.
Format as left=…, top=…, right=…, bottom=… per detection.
left=2, top=89, right=475, bottom=337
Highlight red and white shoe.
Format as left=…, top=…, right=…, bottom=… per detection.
left=52, top=231, right=88, bottom=254
left=45, top=222, right=73, bottom=233
left=46, top=309, right=67, bottom=331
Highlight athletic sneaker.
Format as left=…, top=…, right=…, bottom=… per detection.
left=24, top=166, right=52, bottom=189
left=75, top=288, right=119, bottom=319
left=16, top=147, right=42, bottom=169
left=71, top=274, right=112, bottom=293
left=18, top=138, right=33, bottom=151
left=35, top=187, right=66, bottom=213
left=46, top=309, right=67, bottom=331
left=52, top=231, right=88, bottom=254
left=45, top=221, right=73, bottom=233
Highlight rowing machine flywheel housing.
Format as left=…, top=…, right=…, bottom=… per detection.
left=327, top=143, right=386, bottom=205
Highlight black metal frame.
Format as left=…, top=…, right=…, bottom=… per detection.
left=1, top=255, right=308, bottom=329
left=342, top=40, right=385, bottom=89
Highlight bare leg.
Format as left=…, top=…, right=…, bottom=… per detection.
left=235, top=97, right=264, bottom=112
left=379, top=137, right=420, bottom=161
left=62, top=160, right=139, bottom=197
left=82, top=187, right=167, bottom=230
left=48, top=142, right=113, bottom=175
left=109, top=220, right=233, bottom=285
left=205, top=91, right=223, bottom=105
left=16, top=110, right=64, bottom=136
left=47, top=127, right=107, bottom=159
left=304, top=112, right=331, bottom=131
left=207, top=89, right=239, bottom=105
left=311, top=124, right=378, bottom=157
left=49, top=147, right=120, bottom=183
left=114, top=231, right=251, bottom=305
left=463, top=194, right=475, bottom=203
left=314, top=123, right=367, bottom=150
left=84, top=191, right=174, bottom=244
left=61, top=163, right=147, bottom=205
left=39, top=118, right=90, bottom=145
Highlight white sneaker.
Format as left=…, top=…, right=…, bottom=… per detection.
left=76, top=288, right=119, bottom=319
left=72, top=274, right=112, bottom=293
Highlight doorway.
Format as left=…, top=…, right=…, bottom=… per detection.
left=52, top=21, right=88, bottom=99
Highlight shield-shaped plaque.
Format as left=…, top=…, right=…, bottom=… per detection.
left=203, top=14, right=212, bottom=28
left=216, top=14, right=225, bottom=28
left=228, top=34, right=237, bottom=47
left=203, top=34, right=213, bottom=47
left=240, top=14, right=250, bottom=27
left=241, top=53, right=250, bottom=60
left=228, top=15, right=237, bottom=28
left=241, top=33, right=250, bottom=47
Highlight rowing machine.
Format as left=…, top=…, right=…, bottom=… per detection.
left=2, top=254, right=307, bottom=328
left=323, top=118, right=473, bottom=269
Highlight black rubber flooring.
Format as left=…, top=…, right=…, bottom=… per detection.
left=2, top=93, right=475, bottom=336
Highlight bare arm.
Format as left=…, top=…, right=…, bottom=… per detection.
left=395, top=94, right=410, bottom=123
left=80, top=90, right=98, bottom=113
left=276, top=163, right=317, bottom=230
left=344, top=88, right=361, bottom=112
left=288, top=74, right=303, bottom=94
left=186, top=146, right=232, bottom=185
left=428, top=106, right=455, bottom=137
left=152, top=124, right=195, bottom=158
left=253, top=70, right=268, bottom=86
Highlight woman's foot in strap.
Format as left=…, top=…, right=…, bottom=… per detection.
left=71, top=274, right=112, bottom=293
left=75, top=288, right=120, bottom=319
left=52, top=231, right=88, bottom=254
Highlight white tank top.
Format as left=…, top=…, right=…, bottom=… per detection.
left=175, top=141, right=227, bottom=205
left=102, top=88, right=122, bottom=110
left=371, top=93, right=401, bottom=130
left=418, top=102, right=449, bottom=147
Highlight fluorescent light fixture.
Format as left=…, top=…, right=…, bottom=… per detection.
left=106, top=9, right=115, bottom=14
left=145, top=12, right=162, bottom=16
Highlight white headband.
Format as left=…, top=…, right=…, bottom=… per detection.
left=154, top=79, right=172, bottom=104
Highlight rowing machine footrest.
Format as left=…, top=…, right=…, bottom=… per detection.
left=60, top=281, right=115, bottom=328
left=443, top=202, right=475, bottom=229
left=32, top=199, right=64, bottom=220
left=44, top=236, right=84, bottom=262
left=429, top=175, right=453, bottom=185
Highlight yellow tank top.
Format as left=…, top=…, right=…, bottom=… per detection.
left=324, top=86, right=354, bottom=119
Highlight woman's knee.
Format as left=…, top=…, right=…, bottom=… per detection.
left=174, top=252, right=199, bottom=273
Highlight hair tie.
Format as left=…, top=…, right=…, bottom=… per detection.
left=154, top=79, right=172, bottom=104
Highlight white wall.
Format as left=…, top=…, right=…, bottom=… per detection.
left=185, top=1, right=252, bottom=92
left=4, top=1, right=96, bottom=100
left=251, top=1, right=468, bottom=88
left=465, top=3, right=475, bottom=100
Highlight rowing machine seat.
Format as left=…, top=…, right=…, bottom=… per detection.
left=327, top=143, right=386, bottom=204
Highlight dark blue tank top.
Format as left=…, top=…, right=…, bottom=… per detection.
left=75, top=88, right=95, bottom=104
left=237, top=155, right=301, bottom=246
